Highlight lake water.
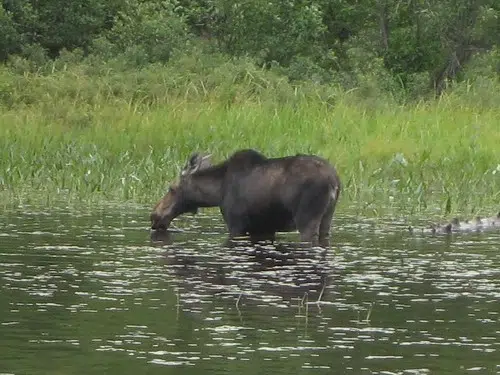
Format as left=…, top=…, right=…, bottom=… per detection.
left=1, top=204, right=499, bottom=374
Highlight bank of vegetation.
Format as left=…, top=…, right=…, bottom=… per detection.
left=0, top=0, right=499, bottom=217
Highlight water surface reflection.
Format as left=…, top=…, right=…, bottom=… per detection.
left=1, top=205, right=499, bottom=374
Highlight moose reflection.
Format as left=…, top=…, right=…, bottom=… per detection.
left=151, top=149, right=341, bottom=247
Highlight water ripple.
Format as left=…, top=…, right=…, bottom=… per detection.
left=0, top=207, right=499, bottom=374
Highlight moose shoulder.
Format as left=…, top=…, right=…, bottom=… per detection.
left=150, top=149, right=341, bottom=247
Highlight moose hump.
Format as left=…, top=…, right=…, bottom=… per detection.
left=150, top=149, right=341, bottom=247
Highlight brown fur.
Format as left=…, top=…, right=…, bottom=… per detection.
left=151, top=149, right=341, bottom=247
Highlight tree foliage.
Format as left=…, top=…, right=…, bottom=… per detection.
left=1, top=0, right=499, bottom=96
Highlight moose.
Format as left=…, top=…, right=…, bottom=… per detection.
left=150, top=149, right=341, bottom=247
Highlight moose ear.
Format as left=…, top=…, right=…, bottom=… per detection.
left=198, top=153, right=212, bottom=169
left=181, top=153, right=212, bottom=176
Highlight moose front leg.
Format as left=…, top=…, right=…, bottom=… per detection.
left=221, top=223, right=248, bottom=248
left=224, top=213, right=249, bottom=239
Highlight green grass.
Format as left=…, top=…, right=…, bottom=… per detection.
left=1, top=60, right=500, bottom=220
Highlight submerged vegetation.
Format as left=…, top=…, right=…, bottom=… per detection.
left=0, top=0, right=499, bottom=217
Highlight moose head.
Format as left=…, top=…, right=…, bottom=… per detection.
left=150, top=153, right=213, bottom=231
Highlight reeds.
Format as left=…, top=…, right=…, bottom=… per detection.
left=1, top=60, right=499, bottom=217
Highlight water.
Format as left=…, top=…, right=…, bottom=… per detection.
left=1, top=204, right=499, bottom=374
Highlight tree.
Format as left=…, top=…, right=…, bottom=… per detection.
left=0, top=5, right=21, bottom=60
left=2, top=0, right=123, bottom=57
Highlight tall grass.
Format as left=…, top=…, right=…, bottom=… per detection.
left=1, top=56, right=499, bottom=219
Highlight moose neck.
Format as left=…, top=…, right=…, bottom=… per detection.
left=186, top=165, right=227, bottom=207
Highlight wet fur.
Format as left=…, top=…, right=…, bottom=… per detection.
left=151, top=149, right=341, bottom=247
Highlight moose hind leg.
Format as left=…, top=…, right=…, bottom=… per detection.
left=294, top=183, right=330, bottom=246
left=297, top=220, right=322, bottom=246
left=318, top=200, right=336, bottom=248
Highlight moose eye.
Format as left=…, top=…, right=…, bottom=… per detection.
left=168, top=186, right=177, bottom=193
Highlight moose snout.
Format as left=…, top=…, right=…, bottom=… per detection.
left=150, top=212, right=163, bottom=230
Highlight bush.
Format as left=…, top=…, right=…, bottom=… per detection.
left=102, top=0, right=190, bottom=66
